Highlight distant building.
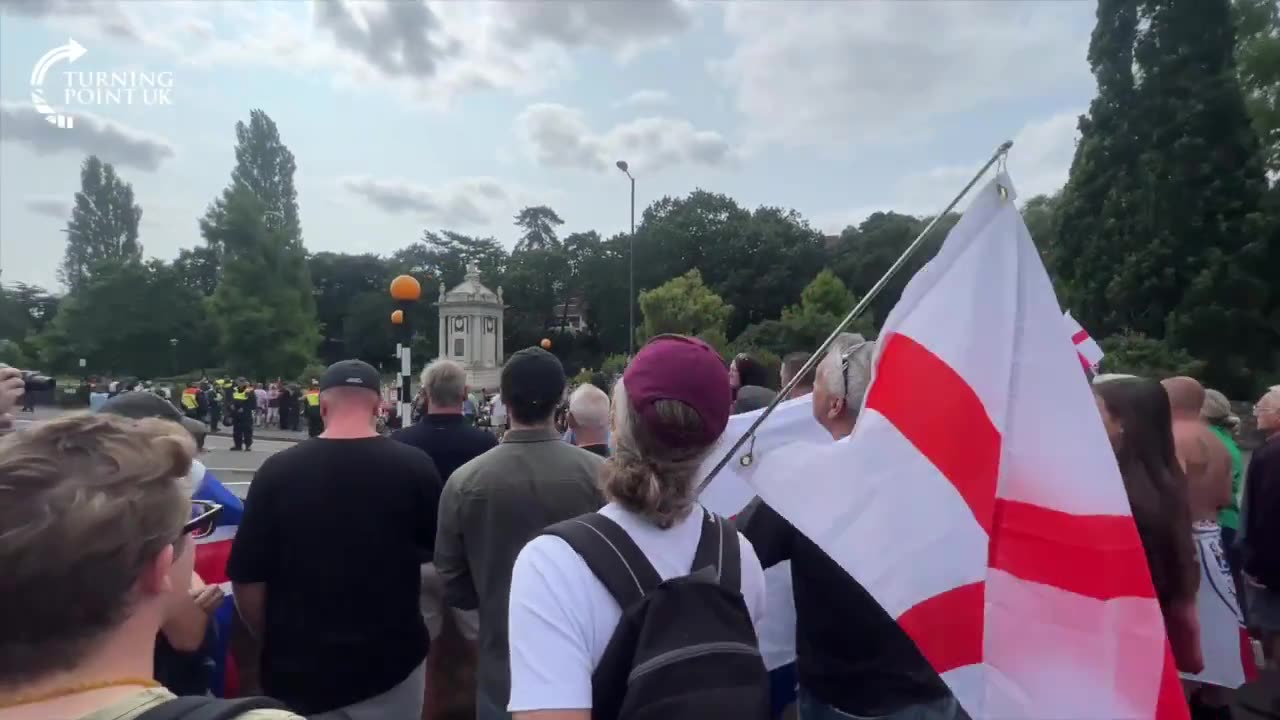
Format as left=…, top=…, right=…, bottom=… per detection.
left=546, top=296, right=589, bottom=334
left=437, top=262, right=505, bottom=391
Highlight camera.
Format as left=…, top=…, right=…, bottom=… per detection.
left=0, top=364, right=56, bottom=393
left=21, top=370, right=56, bottom=392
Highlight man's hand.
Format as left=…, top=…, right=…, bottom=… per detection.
left=192, top=584, right=226, bottom=614
left=0, top=367, right=25, bottom=417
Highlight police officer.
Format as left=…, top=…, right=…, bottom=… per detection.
left=304, top=379, right=323, bottom=437
left=180, top=382, right=203, bottom=420
left=230, top=377, right=256, bottom=451
left=204, top=382, right=221, bottom=432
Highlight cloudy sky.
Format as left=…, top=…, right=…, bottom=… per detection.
left=0, top=0, right=1096, bottom=290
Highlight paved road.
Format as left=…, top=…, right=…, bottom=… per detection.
left=200, top=431, right=295, bottom=498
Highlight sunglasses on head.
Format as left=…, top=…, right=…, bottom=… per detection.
left=838, top=340, right=873, bottom=400
left=184, top=500, right=222, bottom=540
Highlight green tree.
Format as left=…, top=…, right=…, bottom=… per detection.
left=59, top=156, right=143, bottom=291
left=36, top=260, right=212, bottom=377
left=173, top=246, right=221, bottom=296
left=308, top=252, right=393, bottom=363
left=1054, top=0, right=1144, bottom=335
left=502, top=247, right=568, bottom=351
left=398, top=230, right=506, bottom=290
left=200, top=110, right=302, bottom=253
left=1099, top=331, right=1206, bottom=378
left=0, top=283, right=59, bottom=367
left=830, top=211, right=959, bottom=325
left=631, top=192, right=825, bottom=338
left=341, top=291, right=398, bottom=368
left=555, top=230, right=602, bottom=333
left=513, top=205, right=564, bottom=251
left=577, top=233, right=631, bottom=353
left=637, top=269, right=732, bottom=345
left=1234, top=0, right=1280, bottom=176
left=779, top=269, right=873, bottom=350
left=206, top=187, right=318, bottom=377
left=1135, top=0, right=1273, bottom=396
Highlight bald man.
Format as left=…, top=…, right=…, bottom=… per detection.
left=1163, top=377, right=1233, bottom=522
left=229, top=361, right=444, bottom=718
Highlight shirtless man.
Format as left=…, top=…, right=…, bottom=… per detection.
left=1164, top=377, right=1236, bottom=709
left=1163, top=377, right=1233, bottom=521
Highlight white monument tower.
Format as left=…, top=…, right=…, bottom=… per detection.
left=437, top=262, right=505, bottom=391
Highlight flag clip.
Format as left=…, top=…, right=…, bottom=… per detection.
left=739, top=435, right=757, bottom=467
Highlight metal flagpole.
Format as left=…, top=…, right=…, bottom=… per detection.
left=696, top=140, right=1013, bottom=495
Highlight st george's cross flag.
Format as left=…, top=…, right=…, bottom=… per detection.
left=734, top=174, right=1187, bottom=720
left=1064, top=311, right=1104, bottom=373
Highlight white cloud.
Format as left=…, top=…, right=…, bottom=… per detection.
left=614, top=89, right=672, bottom=109
left=495, top=1, right=694, bottom=58
left=8, top=1, right=698, bottom=110
left=0, top=101, right=177, bottom=172
left=341, top=175, right=539, bottom=228
left=517, top=103, right=734, bottom=173
left=23, top=195, right=70, bottom=220
left=0, top=0, right=141, bottom=41
left=714, top=1, right=1092, bottom=149
left=166, top=1, right=695, bottom=109
left=814, top=111, right=1081, bottom=233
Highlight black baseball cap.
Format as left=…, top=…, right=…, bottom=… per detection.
left=98, top=391, right=209, bottom=438
left=319, top=360, right=381, bottom=395
left=500, top=347, right=565, bottom=410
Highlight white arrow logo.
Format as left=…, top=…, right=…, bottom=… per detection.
left=30, top=38, right=88, bottom=130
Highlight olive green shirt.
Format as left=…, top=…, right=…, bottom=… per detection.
left=79, top=688, right=301, bottom=720
left=433, top=425, right=604, bottom=709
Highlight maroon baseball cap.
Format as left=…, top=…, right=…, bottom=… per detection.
left=622, top=335, right=731, bottom=449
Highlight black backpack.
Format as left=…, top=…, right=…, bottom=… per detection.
left=136, top=696, right=289, bottom=720
left=544, top=509, right=771, bottom=720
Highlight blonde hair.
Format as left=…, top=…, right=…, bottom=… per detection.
left=0, top=413, right=195, bottom=686
left=602, top=381, right=716, bottom=529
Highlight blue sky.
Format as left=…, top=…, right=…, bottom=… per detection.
left=0, top=0, right=1098, bottom=291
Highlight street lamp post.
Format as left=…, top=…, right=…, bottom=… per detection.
left=389, top=275, right=422, bottom=426
left=615, top=160, right=635, bottom=358
left=168, top=338, right=178, bottom=376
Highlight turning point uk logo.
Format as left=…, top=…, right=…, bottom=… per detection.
left=31, top=38, right=175, bottom=130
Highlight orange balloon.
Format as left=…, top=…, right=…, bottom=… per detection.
left=540, top=338, right=552, bottom=350
left=390, top=309, right=405, bottom=325
left=389, top=274, right=422, bottom=301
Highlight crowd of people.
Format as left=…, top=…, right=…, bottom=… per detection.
left=177, top=378, right=326, bottom=445
left=0, top=335, right=1277, bottom=720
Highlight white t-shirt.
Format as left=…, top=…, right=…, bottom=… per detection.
left=507, top=502, right=768, bottom=713
left=491, top=397, right=507, bottom=421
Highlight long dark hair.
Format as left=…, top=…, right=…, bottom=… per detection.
left=1093, top=378, right=1197, bottom=608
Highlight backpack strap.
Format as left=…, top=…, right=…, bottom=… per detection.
left=544, top=513, right=662, bottom=608
left=135, top=696, right=289, bottom=720
left=691, top=510, right=742, bottom=593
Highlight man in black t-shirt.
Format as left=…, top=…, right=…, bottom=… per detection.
left=228, top=360, right=444, bottom=718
